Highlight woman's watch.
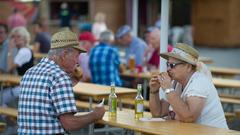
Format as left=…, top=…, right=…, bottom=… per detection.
left=165, top=88, right=175, bottom=94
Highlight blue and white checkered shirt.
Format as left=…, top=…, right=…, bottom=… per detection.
left=18, top=58, right=77, bottom=134
left=89, top=42, right=122, bottom=86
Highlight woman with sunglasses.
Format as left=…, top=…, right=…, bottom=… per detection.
left=149, top=43, right=228, bottom=129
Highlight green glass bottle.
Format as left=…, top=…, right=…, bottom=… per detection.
left=135, top=84, right=144, bottom=119
left=108, top=82, right=117, bottom=118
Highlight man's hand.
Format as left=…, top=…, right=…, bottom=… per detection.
left=74, top=65, right=83, bottom=79
left=92, top=106, right=105, bottom=121
left=70, top=65, right=83, bottom=86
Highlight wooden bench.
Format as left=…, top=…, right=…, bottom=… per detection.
left=219, top=94, right=240, bottom=100
left=220, top=97, right=240, bottom=105
left=224, top=112, right=236, bottom=121
left=210, top=66, right=240, bottom=78
left=75, top=100, right=152, bottom=116
left=121, top=98, right=234, bottom=120
left=0, top=122, right=6, bottom=133
left=0, top=107, right=18, bottom=118
left=121, top=98, right=150, bottom=109
left=75, top=100, right=131, bottom=111
left=235, top=109, right=240, bottom=118
left=76, top=100, right=108, bottom=110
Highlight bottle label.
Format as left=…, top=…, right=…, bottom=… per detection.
left=136, top=103, right=143, bottom=112
left=109, top=98, right=117, bottom=112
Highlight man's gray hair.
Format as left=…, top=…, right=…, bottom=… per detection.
left=99, top=30, right=114, bottom=43
left=48, top=47, right=74, bottom=57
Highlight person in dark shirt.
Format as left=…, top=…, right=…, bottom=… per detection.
left=32, top=21, right=51, bottom=53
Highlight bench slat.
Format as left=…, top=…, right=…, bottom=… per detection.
left=0, top=107, right=18, bottom=118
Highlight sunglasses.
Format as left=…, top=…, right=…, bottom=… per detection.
left=167, top=62, right=185, bottom=69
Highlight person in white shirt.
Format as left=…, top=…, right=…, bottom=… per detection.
left=92, top=12, right=107, bottom=40
left=2, top=26, right=33, bottom=108
left=149, top=43, right=228, bottom=129
left=78, top=31, right=96, bottom=82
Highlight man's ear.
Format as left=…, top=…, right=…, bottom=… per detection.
left=59, top=49, right=67, bottom=62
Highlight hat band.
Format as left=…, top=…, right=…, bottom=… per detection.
left=51, top=42, right=78, bottom=49
left=172, top=48, right=197, bottom=63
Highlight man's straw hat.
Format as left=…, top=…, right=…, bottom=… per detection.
left=160, top=43, right=199, bottom=65
left=51, top=30, right=86, bottom=52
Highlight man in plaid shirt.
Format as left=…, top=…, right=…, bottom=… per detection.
left=18, top=30, right=105, bottom=134
left=89, top=30, right=122, bottom=86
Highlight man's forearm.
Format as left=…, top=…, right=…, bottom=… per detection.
left=60, top=112, right=98, bottom=131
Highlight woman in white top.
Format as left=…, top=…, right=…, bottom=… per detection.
left=149, top=43, right=228, bottom=129
left=2, top=26, right=33, bottom=108
left=92, top=12, right=107, bottom=40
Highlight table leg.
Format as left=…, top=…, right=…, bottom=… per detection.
left=143, top=79, right=148, bottom=99
left=0, top=83, right=3, bottom=105
left=119, top=98, right=122, bottom=111
left=88, top=97, right=94, bottom=135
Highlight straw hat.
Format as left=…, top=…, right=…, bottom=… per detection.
left=51, top=30, right=86, bottom=52
left=160, top=43, right=199, bottom=65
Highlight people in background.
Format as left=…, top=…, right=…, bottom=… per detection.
left=89, top=30, right=122, bottom=86
left=149, top=43, right=228, bottom=129
left=145, top=27, right=173, bottom=70
left=7, top=26, right=33, bottom=75
left=7, top=8, right=26, bottom=30
left=32, top=20, right=51, bottom=53
left=78, top=31, right=96, bottom=82
left=92, top=12, right=107, bottom=39
left=60, top=2, right=71, bottom=27
left=116, top=25, right=147, bottom=67
left=0, top=23, right=17, bottom=73
left=18, top=29, right=105, bottom=134
left=1, top=26, right=34, bottom=107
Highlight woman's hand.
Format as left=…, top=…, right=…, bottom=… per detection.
left=158, top=72, right=172, bottom=90
left=8, top=38, right=16, bottom=50
left=149, top=74, right=161, bottom=93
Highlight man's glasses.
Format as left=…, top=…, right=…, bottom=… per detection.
left=167, top=62, right=185, bottom=69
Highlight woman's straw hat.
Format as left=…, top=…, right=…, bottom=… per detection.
left=51, top=30, right=86, bottom=52
left=160, top=43, right=199, bottom=65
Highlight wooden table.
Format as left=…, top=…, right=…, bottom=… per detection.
left=0, top=122, right=6, bottom=133
left=0, top=74, right=22, bottom=104
left=73, top=82, right=137, bottom=135
left=73, top=82, right=137, bottom=101
left=121, top=71, right=240, bottom=101
left=199, top=56, right=214, bottom=64
left=210, top=66, right=240, bottom=77
left=0, top=74, right=21, bottom=85
left=0, top=107, right=18, bottom=118
left=34, top=53, right=47, bottom=59
left=96, top=110, right=240, bottom=135
left=212, top=78, right=240, bottom=89
left=121, top=71, right=240, bottom=89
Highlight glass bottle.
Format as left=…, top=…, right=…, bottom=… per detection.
left=135, top=84, right=144, bottom=119
left=108, top=82, right=117, bottom=117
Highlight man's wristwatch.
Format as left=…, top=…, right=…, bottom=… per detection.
left=164, top=88, right=175, bottom=94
